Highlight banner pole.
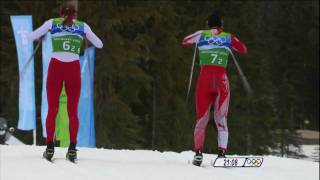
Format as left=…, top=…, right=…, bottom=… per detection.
left=33, top=128, right=36, bottom=145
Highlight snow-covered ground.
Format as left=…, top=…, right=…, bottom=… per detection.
left=301, top=145, right=319, bottom=162
left=0, top=145, right=319, bottom=180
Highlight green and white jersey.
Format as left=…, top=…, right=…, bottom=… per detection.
left=29, top=18, right=103, bottom=62
left=198, top=30, right=232, bottom=67
left=50, top=18, right=85, bottom=55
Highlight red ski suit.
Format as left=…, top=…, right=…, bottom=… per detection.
left=30, top=18, right=103, bottom=145
left=182, top=28, right=247, bottom=152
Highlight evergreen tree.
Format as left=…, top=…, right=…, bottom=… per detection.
left=0, top=0, right=318, bottom=156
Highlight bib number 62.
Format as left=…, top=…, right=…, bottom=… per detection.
left=63, top=41, right=78, bottom=53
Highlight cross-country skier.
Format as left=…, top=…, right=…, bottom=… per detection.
left=29, top=2, right=103, bottom=162
left=182, top=11, right=247, bottom=166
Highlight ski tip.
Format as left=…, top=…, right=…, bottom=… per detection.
left=66, top=157, right=77, bottom=164
left=43, top=157, right=54, bottom=163
left=68, top=159, right=77, bottom=164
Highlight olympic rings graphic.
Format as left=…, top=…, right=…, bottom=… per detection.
left=203, top=36, right=227, bottom=46
left=246, top=158, right=263, bottom=166
left=56, top=24, right=80, bottom=33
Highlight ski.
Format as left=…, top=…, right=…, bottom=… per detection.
left=42, top=157, right=79, bottom=164
left=44, top=158, right=54, bottom=163
left=66, top=156, right=78, bottom=164
left=66, top=159, right=77, bottom=164
left=42, top=154, right=54, bottom=163
left=187, top=160, right=210, bottom=168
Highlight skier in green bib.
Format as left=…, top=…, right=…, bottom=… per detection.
left=29, top=2, right=103, bottom=162
left=182, top=11, right=247, bottom=166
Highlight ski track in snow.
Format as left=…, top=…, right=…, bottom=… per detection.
left=0, top=145, right=319, bottom=180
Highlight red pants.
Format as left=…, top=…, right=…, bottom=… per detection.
left=194, top=65, right=230, bottom=152
left=46, top=58, right=81, bottom=144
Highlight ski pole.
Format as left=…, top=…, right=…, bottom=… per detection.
left=224, top=47, right=253, bottom=97
left=186, top=43, right=198, bottom=103
left=19, top=38, right=42, bottom=79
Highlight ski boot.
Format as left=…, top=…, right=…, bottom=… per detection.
left=217, top=148, right=226, bottom=158
left=192, top=151, right=203, bottom=166
left=66, top=142, right=77, bottom=162
left=43, top=142, right=55, bottom=161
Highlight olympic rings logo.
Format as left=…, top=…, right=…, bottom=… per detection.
left=204, top=36, right=227, bottom=46
left=246, top=158, right=263, bottom=166
left=56, top=24, right=80, bottom=33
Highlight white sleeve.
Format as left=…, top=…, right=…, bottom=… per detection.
left=182, top=30, right=202, bottom=45
left=29, top=19, right=52, bottom=41
left=84, top=23, right=103, bottom=48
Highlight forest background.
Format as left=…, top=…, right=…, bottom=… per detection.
left=0, top=0, right=318, bottom=157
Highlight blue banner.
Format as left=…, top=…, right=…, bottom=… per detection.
left=41, top=39, right=96, bottom=147
left=10, top=16, right=36, bottom=130
left=41, top=33, right=52, bottom=137
left=78, top=47, right=96, bottom=147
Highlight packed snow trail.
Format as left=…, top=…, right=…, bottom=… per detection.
left=0, top=145, right=318, bottom=180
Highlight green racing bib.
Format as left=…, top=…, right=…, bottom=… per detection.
left=198, top=31, right=232, bottom=68
left=51, top=18, right=85, bottom=55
